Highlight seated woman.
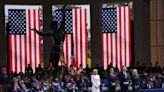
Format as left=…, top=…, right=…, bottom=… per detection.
left=108, top=67, right=117, bottom=92
left=131, top=69, right=141, bottom=92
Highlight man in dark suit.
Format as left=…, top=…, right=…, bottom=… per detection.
left=108, top=67, right=117, bottom=92
left=118, top=66, right=131, bottom=92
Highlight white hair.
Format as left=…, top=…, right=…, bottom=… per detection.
left=93, top=69, right=98, bottom=72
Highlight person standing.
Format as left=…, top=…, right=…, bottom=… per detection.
left=118, top=66, right=130, bottom=92
left=91, top=69, right=101, bottom=92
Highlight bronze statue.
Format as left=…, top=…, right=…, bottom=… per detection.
left=31, top=4, right=67, bottom=69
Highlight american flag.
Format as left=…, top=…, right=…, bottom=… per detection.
left=101, top=6, right=131, bottom=70
left=54, top=8, right=88, bottom=68
left=7, top=6, right=42, bottom=73
left=55, top=9, right=73, bottom=68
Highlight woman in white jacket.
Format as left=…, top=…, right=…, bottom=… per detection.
left=91, top=69, right=101, bottom=92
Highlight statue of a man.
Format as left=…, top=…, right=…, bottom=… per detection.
left=32, top=4, right=66, bottom=69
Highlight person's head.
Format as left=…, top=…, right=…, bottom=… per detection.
left=132, top=69, right=138, bottom=76
left=79, top=64, right=82, bottom=68
left=93, top=69, right=98, bottom=75
left=1, top=65, right=7, bottom=74
left=50, top=21, right=58, bottom=31
left=110, top=67, right=114, bottom=74
left=155, top=61, right=158, bottom=66
left=13, top=77, right=18, bottom=83
left=143, top=71, right=148, bottom=76
left=49, top=62, right=53, bottom=67
left=70, top=64, right=73, bottom=68
left=86, top=64, right=89, bottom=68
left=38, top=64, right=41, bottom=67
left=122, top=66, right=127, bottom=72
left=28, top=64, right=31, bottom=67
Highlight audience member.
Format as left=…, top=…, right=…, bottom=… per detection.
left=131, top=69, right=141, bottom=92
left=0, top=65, right=8, bottom=92
left=46, top=62, right=55, bottom=77
left=91, top=69, right=101, bottom=92
left=118, top=66, right=131, bottom=92
left=108, top=67, right=117, bottom=92
left=25, top=64, right=33, bottom=76
left=68, top=64, right=76, bottom=76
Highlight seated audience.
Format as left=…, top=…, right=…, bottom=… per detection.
left=0, top=62, right=163, bottom=92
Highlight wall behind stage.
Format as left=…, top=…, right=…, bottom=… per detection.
left=0, top=0, right=159, bottom=69
left=150, top=0, right=164, bottom=67
left=133, top=0, right=151, bottom=66
left=0, top=3, right=6, bottom=67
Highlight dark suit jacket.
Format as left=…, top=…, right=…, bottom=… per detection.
left=118, top=72, right=131, bottom=92
left=108, top=74, right=117, bottom=91
left=119, top=72, right=130, bottom=83
left=109, top=74, right=117, bottom=85
left=131, top=76, right=141, bottom=92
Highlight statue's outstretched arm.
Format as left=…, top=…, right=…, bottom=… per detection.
left=31, top=29, right=54, bottom=36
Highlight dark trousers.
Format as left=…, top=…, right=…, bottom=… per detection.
left=2, top=84, right=8, bottom=92
left=109, top=86, right=116, bottom=92
left=121, top=85, right=128, bottom=92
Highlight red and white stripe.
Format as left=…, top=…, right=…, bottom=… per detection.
left=7, top=6, right=42, bottom=73
left=63, top=34, right=72, bottom=68
left=102, top=6, right=131, bottom=70
left=73, top=8, right=88, bottom=68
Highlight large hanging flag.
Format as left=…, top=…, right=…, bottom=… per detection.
left=101, top=6, right=131, bottom=70
left=5, top=5, right=42, bottom=73
left=73, top=8, right=88, bottom=68
left=54, top=8, right=88, bottom=68
left=55, top=9, right=73, bottom=68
